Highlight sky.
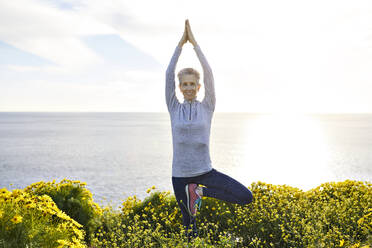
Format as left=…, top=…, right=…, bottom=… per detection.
left=0, top=0, right=371, bottom=113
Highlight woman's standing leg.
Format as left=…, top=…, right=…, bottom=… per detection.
left=198, top=168, right=253, bottom=205
left=172, top=176, right=198, bottom=239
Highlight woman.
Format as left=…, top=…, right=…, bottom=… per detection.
left=166, top=19, right=253, bottom=239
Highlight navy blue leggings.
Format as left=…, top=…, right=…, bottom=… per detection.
left=171, top=168, right=253, bottom=235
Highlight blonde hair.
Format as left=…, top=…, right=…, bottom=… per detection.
left=177, top=68, right=200, bottom=84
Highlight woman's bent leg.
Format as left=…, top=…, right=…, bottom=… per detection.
left=198, top=169, right=253, bottom=205
left=171, top=169, right=252, bottom=240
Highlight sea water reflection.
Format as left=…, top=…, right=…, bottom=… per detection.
left=0, top=112, right=371, bottom=208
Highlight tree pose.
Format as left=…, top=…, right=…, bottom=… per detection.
left=166, top=19, right=253, bottom=239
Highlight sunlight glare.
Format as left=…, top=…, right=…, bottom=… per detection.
left=236, top=114, right=334, bottom=190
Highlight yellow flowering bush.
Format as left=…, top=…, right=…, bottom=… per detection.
left=299, top=181, right=372, bottom=247
left=92, top=180, right=371, bottom=247
left=0, top=187, right=85, bottom=247
left=215, top=181, right=306, bottom=247
left=91, top=188, right=238, bottom=247
left=355, top=208, right=372, bottom=247
left=1, top=179, right=370, bottom=247
left=196, top=180, right=372, bottom=247
left=24, top=179, right=102, bottom=245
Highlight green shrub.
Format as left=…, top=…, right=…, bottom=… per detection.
left=92, top=180, right=372, bottom=248
left=91, top=189, right=237, bottom=247
left=0, top=188, right=85, bottom=248
left=2, top=179, right=371, bottom=247
left=300, top=181, right=372, bottom=247
left=23, top=179, right=102, bottom=245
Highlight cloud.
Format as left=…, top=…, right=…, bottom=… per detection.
left=0, top=0, right=371, bottom=112
left=0, top=41, right=54, bottom=66
left=0, top=70, right=166, bottom=112
left=0, top=0, right=116, bottom=70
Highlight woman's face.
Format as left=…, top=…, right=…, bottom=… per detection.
left=179, top=74, right=200, bottom=101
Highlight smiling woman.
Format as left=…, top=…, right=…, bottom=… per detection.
left=238, top=114, right=334, bottom=190
left=165, top=20, right=253, bottom=240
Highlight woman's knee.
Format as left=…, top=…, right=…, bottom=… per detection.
left=240, top=189, right=253, bottom=205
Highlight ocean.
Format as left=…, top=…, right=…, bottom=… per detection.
left=0, top=112, right=371, bottom=209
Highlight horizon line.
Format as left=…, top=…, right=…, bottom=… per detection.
left=1, top=111, right=372, bottom=115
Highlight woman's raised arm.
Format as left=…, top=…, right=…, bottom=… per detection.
left=187, top=20, right=216, bottom=112
left=165, top=22, right=188, bottom=112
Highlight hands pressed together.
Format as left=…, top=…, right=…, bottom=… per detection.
left=178, top=19, right=198, bottom=48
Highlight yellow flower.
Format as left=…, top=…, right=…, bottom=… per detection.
left=0, top=210, right=3, bottom=218
left=56, top=239, right=70, bottom=248
left=0, top=188, right=8, bottom=195
left=11, top=215, right=23, bottom=224
left=340, top=239, right=345, bottom=247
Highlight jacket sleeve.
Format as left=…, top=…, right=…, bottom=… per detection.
left=194, top=44, right=216, bottom=112
left=165, top=45, right=182, bottom=112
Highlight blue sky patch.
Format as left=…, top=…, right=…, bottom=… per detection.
left=0, top=40, right=54, bottom=66
left=82, top=34, right=161, bottom=70
left=41, top=0, right=77, bottom=10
